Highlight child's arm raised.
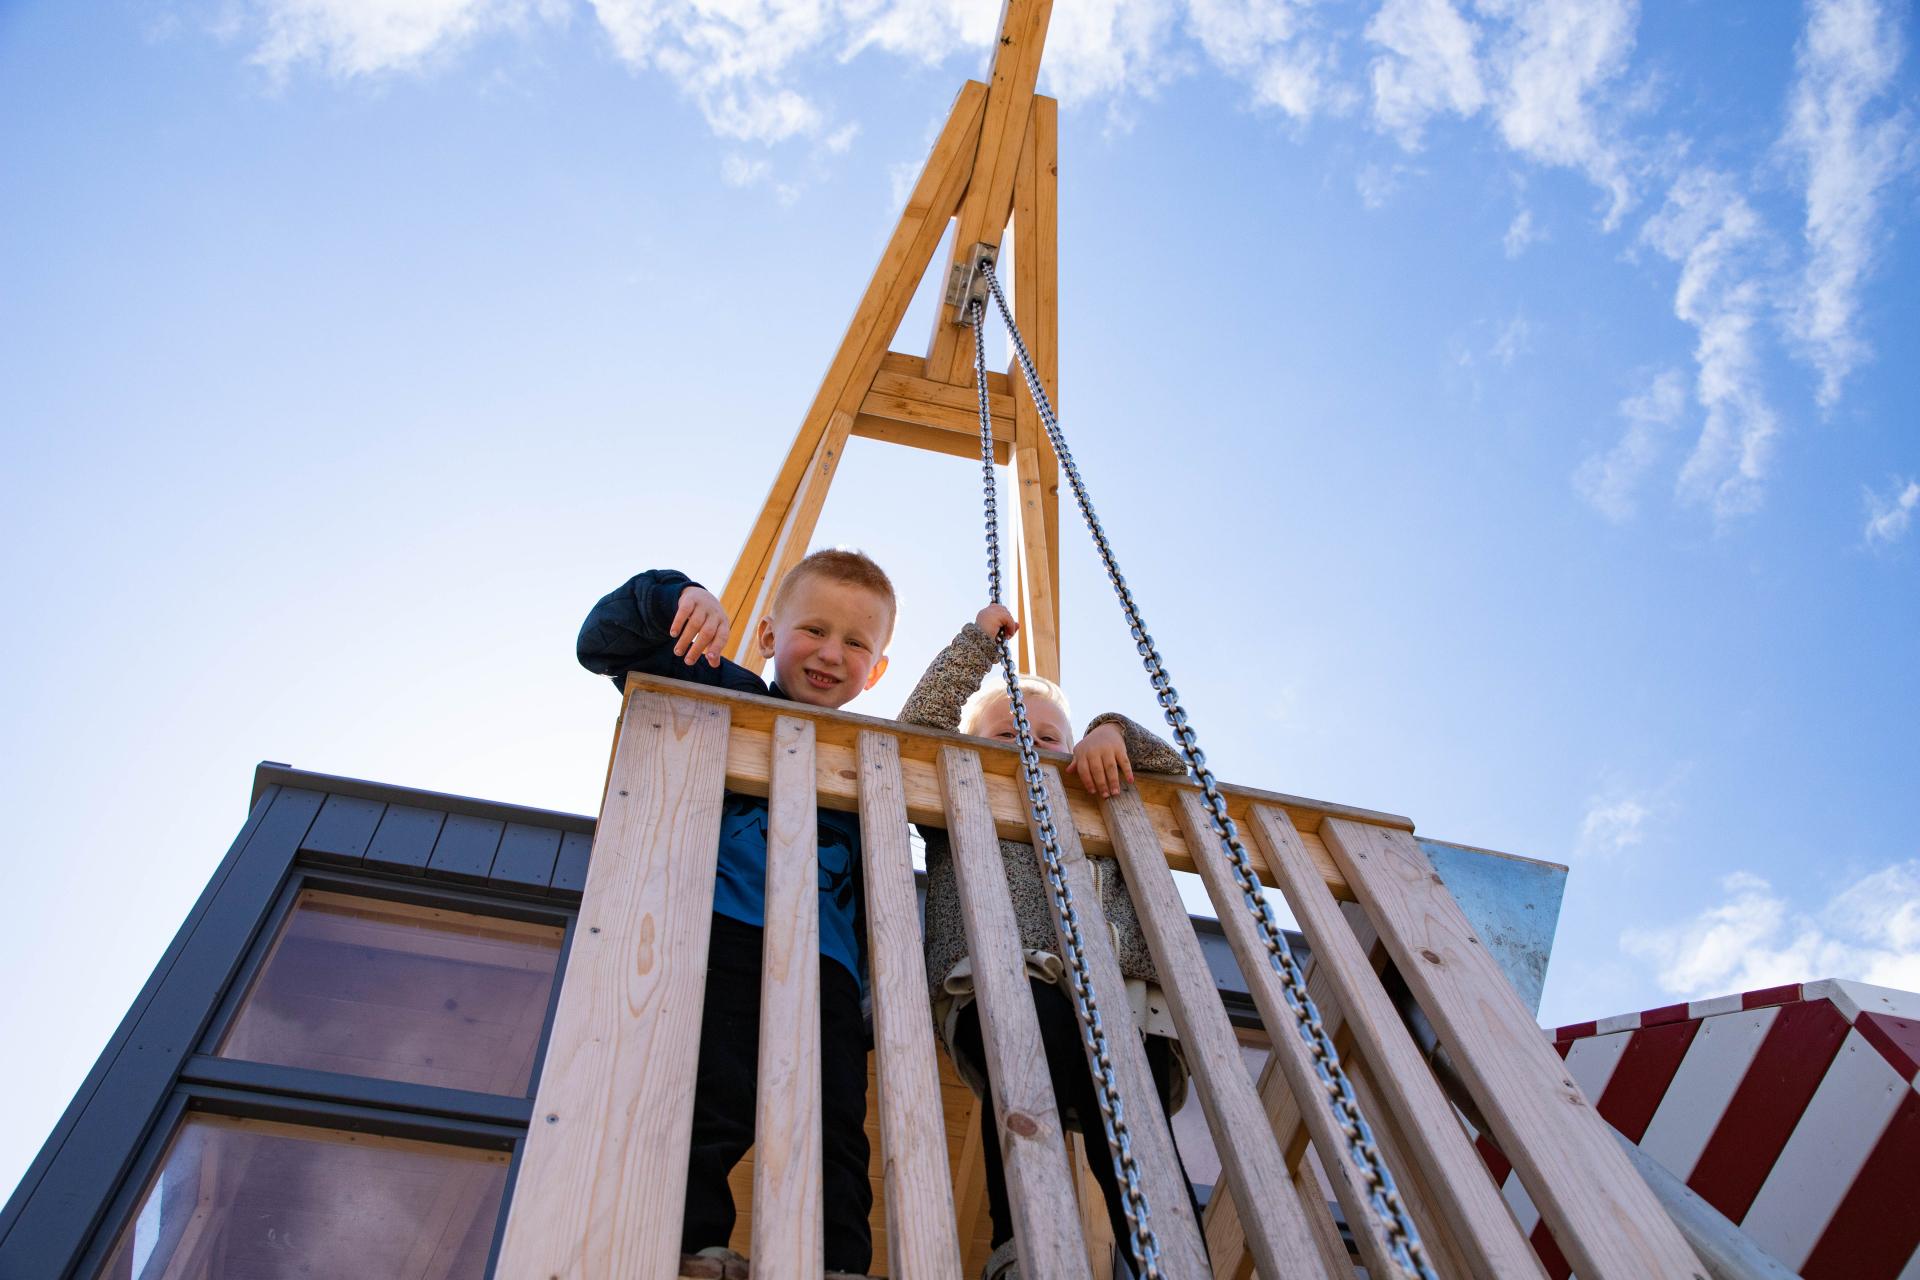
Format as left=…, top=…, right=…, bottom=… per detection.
left=896, top=604, right=1019, bottom=731
left=576, top=569, right=733, bottom=688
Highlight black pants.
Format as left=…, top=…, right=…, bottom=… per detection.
left=682, top=915, right=873, bottom=1273
left=950, top=977, right=1204, bottom=1263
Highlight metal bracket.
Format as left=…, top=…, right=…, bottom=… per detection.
left=944, top=242, right=1000, bottom=321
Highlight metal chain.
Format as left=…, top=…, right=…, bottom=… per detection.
left=978, top=261, right=1437, bottom=1280
left=969, top=299, right=1162, bottom=1280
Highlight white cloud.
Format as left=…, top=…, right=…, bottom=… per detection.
left=1863, top=476, right=1920, bottom=545
left=249, top=0, right=565, bottom=78
left=1574, top=367, right=1686, bottom=522
left=1482, top=0, right=1638, bottom=228
left=1355, top=160, right=1415, bottom=209
left=1641, top=168, right=1777, bottom=521
left=1490, top=310, right=1530, bottom=365
left=1503, top=205, right=1542, bottom=257
left=1624, top=861, right=1920, bottom=999
left=1578, top=792, right=1651, bottom=858
left=721, top=153, right=771, bottom=187
left=1187, top=0, right=1354, bottom=121
left=1366, top=0, right=1485, bottom=148
left=1782, top=0, right=1913, bottom=409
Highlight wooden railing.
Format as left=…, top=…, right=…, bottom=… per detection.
left=494, top=674, right=1704, bottom=1279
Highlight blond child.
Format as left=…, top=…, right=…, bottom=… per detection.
left=577, top=551, right=895, bottom=1280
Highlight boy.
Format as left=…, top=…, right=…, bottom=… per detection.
left=577, top=551, right=894, bottom=1280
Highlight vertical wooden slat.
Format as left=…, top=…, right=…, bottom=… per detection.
left=856, top=730, right=964, bottom=1279
left=1173, top=793, right=1409, bottom=1280
left=754, top=716, right=824, bottom=1275
left=1248, top=805, right=1544, bottom=1278
left=1009, top=93, right=1061, bottom=682
left=937, top=747, right=1091, bottom=1280
left=1321, top=818, right=1708, bottom=1279
left=494, top=692, right=731, bottom=1279
left=1023, top=768, right=1210, bottom=1275
left=1101, top=788, right=1330, bottom=1278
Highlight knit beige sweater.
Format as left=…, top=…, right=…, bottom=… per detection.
left=899, top=622, right=1189, bottom=1050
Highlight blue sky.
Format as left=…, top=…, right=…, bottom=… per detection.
left=2, top=0, right=1916, bottom=1200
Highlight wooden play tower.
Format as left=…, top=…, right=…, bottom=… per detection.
left=491, top=3, right=1707, bottom=1277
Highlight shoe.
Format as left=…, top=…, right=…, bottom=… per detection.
left=981, top=1239, right=1021, bottom=1280
left=680, top=1246, right=749, bottom=1280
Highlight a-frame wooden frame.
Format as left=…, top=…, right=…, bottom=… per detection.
left=718, top=0, right=1065, bottom=682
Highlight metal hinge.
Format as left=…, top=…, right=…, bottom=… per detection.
left=944, top=242, right=1000, bottom=320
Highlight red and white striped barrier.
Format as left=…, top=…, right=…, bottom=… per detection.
left=1474, top=979, right=1920, bottom=1280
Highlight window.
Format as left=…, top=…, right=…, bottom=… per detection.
left=97, top=1114, right=508, bottom=1280
left=216, top=890, right=563, bottom=1095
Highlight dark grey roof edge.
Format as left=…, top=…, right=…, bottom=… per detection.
left=250, top=762, right=597, bottom=835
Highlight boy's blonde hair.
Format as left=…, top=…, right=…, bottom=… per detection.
left=959, top=670, right=1072, bottom=736
left=772, top=548, right=898, bottom=639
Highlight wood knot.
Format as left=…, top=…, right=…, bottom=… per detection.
left=1419, top=949, right=1442, bottom=965
left=1005, top=1111, right=1040, bottom=1137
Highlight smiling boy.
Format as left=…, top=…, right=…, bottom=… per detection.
left=577, top=550, right=894, bottom=1280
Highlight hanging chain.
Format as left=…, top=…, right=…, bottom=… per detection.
left=978, top=262, right=1437, bottom=1280
left=970, top=299, right=1162, bottom=1280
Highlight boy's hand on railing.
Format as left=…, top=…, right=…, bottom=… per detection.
left=975, top=603, right=1020, bottom=642
left=672, top=585, right=732, bottom=667
left=1070, top=722, right=1133, bottom=798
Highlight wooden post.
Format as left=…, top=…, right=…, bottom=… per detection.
left=1010, top=94, right=1062, bottom=673
left=1172, top=794, right=1409, bottom=1280
left=1102, top=789, right=1332, bottom=1278
left=1321, top=819, right=1709, bottom=1279
left=1248, top=805, right=1544, bottom=1277
left=938, top=747, right=1090, bottom=1280
left=495, top=692, right=731, bottom=1279
left=753, top=716, right=824, bottom=1275
left=857, top=731, right=965, bottom=1279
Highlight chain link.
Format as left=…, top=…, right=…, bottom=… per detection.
left=970, top=300, right=1162, bottom=1280
left=978, top=262, right=1437, bottom=1280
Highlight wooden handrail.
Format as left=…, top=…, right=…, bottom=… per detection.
left=501, top=681, right=1702, bottom=1279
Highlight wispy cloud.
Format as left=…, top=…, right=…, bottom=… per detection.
left=1490, top=310, right=1531, bottom=365
left=1574, top=367, right=1687, bottom=521
left=1863, top=476, right=1920, bottom=546
left=1782, top=0, right=1913, bottom=409
left=1578, top=792, right=1652, bottom=857
left=1503, top=205, right=1542, bottom=257
left=249, top=0, right=567, bottom=79
left=1366, top=0, right=1486, bottom=148
left=1641, top=168, right=1777, bottom=521
left=1623, top=861, right=1920, bottom=998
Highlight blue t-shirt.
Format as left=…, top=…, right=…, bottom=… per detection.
left=711, top=793, right=865, bottom=987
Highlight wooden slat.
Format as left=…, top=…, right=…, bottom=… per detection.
left=622, top=674, right=1428, bottom=902
left=926, top=0, right=1054, bottom=383
left=754, top=716, right=824, bottom=1275
left=1319, top=819, right=1707, bottom=1279
left=494, top=692, right=732, bottom=1279
left=1102, top=789, right=1330, bottom=1278
left=1010, top=93, right=1062, bottom=661
left=1021, top=769, right=1208, bottom=1275
left=860, top=366, right=1017, bottom=438
left=719, top=81, right=989, bottom=653
left=1172, top=793, right=1408, bottom=1280
left=1248, top=804, right=1545, bottom=1278
left=937, top=747, right=1090, bottom=1280
left=880, top=350, right=1010, bottom=398
left=852, top=412, right=1010, bottom=464
left=856, top=730, right=964, bottom=1279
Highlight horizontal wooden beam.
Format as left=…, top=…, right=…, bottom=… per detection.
left=621, top=673, right=1436, bottom=902
left=879, top=351, right=1013, bottom=399
left=862, top=366, right=1017, bottom=440
left=852, top=414, right=1010, bottom=464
